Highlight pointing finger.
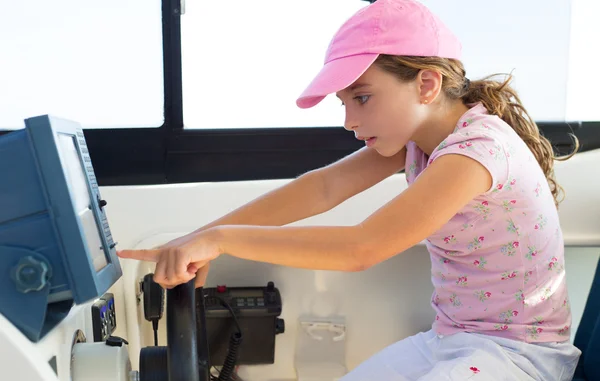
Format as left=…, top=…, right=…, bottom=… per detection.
left=117, top=249, right=162, bottom=262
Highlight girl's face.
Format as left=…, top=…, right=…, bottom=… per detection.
left=336, top=64, right=435, bottom=157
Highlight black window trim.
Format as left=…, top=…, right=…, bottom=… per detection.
left=1, top=0, right=598, bottom=186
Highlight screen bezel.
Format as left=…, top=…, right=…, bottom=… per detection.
left=55, top=132, right=109, bottom=273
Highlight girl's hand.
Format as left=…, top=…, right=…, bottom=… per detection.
left=117, top=229, right=221, bottom=289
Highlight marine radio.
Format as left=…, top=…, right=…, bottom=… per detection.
left=202, top=281, right=285, bottom=366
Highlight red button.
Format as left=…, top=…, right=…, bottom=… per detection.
left=217, top=285, right=227, bottom=293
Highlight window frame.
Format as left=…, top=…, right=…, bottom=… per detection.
left=1, top=0, right=598, bottom=186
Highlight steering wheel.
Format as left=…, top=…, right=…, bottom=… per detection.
left=139, top=280, right=210, bottom=381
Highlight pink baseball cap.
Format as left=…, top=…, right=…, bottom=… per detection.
left=296, top=0, right=462, bottom=109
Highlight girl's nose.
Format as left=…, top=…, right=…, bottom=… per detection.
left=344, top=112, right=358, bottom=131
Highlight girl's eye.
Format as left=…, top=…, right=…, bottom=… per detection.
left=340, top=95, right=370, bottom=106
left=354, top=95, right=370, bottom=104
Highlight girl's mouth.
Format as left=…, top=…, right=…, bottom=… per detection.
left=365, top=137, right=377, bottom=147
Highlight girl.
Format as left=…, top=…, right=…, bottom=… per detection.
left=118, top=0, right=582, bottom=379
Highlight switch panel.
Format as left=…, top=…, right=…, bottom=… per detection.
left=100, top=293, right=117, bottom=334
left=92, top=293, right=116, bottom=342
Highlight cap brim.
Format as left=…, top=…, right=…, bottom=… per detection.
left=296, top=53, right=379, bottom=109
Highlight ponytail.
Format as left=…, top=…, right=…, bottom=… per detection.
left=462, top=74, right=579, bottom=208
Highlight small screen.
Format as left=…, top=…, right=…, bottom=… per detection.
left=57, top=133, right=108, bottom=272
left=231, top=289, right=263, bottom=298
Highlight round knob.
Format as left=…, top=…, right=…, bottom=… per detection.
left=267, top=281, right=274, bottom=291
left=99, top=199, right=108, bottom=208
left=11, top=256, right=51, bottom=293
left=275, top=318, right=285, bottom=334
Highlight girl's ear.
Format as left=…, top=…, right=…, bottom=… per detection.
left=417, top=69, right=443, bottom=104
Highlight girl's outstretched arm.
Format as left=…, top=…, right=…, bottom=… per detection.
left=215, top=153, right=492, bottom=270
left=118, top=153, right=491, bottom=288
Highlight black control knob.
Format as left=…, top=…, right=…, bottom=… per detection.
left=267, top=281, right=274, bottom=291
left=99, top=199, right=107, bottom=209
left=275, top=318, right=285, bottom=334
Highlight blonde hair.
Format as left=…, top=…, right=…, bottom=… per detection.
left=374, top=54, right=579, bottom=208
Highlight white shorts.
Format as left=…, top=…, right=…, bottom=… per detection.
left=340, top=329, right=581, bottom=381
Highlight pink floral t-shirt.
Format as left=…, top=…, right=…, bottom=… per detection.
left=405, top=103, right=573, bottom=343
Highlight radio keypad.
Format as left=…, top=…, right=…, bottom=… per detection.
left=233, top=297, right=267, bottom=308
